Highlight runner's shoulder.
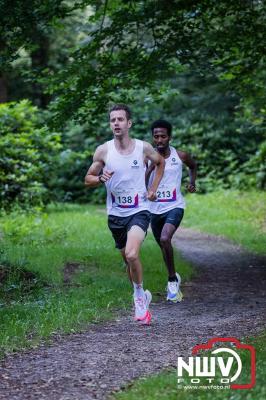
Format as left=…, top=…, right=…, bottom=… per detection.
left=94, top=142, right=108, bottom=162
left=176, top=149, right=189, bottom=162
left=143, top=141, right=156, bottom=154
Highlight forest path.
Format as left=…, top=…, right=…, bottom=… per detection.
left=0, top=228, right=265, bottom=399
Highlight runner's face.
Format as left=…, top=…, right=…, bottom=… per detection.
left=110, top=110, right=132, bottom=137
left=152, top=128, right=170, bottom=152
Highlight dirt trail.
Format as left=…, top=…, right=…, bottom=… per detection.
left=0, top=229, right=265, bottom=400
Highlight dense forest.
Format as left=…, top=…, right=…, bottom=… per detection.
left=1, top=0, right=265, bottom=210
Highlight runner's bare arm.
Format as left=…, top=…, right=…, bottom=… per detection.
left=144, top=142, right=165, bottom=200
left=85, top=144, right=113, bottom=187
left=145, top=161, right=155, bottom=189
left=177, top=150, right=197, bottom=193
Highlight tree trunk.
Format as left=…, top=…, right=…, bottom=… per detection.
left=0, top=74, right=8, bottom=103
left=31, top=34, right=51, bottom=108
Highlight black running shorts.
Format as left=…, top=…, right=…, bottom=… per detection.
left=151, top=207, right=184, bottom=244
left=108, top=210, right=151, bottom=250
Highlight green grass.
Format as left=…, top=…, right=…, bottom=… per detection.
left=112, top=333, right=266, bottom=400
left=0, top=204, right=193, bottom=356
left=183, top=190, right=266, bottom=254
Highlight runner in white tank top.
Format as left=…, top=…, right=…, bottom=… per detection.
left=148, top=146, right=185, bottom=215
left=85, top=105, right=165, bottom=325
left=147, top=119, right=197, bottom=303
left=105, top=138, right=149, bottom=217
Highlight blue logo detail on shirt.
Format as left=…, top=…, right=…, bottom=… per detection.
left=131, top=160, right=139, bottom=169
left=171, top=157, right=179, bottom=166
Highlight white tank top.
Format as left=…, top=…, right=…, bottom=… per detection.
left=148, top=146, right=185, bottom=214
left=104, top=139, right=149, bottom=216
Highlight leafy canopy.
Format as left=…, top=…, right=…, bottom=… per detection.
left=46, top=0, right=266, bottom=125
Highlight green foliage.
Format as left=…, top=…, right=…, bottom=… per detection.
left=0, top=100, right=61, bottom=209
left=48, top=119, right=109, bottom=203
left=5, top=4, right=93, bottom=106
left=0, top=0, right=73, bottom=68
left=1, top=1, right=265, bottom=205
left=45, top=0, right=266, bottom=128
left=2, top=1, right=265, bottom=128
left=50, top=148, right=90, bottom=202
left=231, top=141, right=266, bottom=190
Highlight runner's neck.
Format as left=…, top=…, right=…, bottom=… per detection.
left=114, top=137, right=136, bottom=155
left=158, top=146, right=171, bottom=159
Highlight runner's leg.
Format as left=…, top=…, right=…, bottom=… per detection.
left=160, top=223, right=178, bottom=277
left=152, top=208, right=184, bottom=278
left=120, top=247, right=132, bottom=285
left=126, top=225, right=152, bottom=323
left=125, top=225, right=145, bottom=284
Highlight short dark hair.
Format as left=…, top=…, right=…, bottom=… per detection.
left=151, top=119, right=172, bottom=136
left=109, top=104, right=132, bottom=120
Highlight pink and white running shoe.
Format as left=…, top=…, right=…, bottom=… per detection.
left=134, top=290, right=152, bottom=325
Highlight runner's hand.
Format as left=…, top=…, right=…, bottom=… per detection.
left=147, top=190, right=157, bottom=201
left=99, top=170, right=114, bottom=183
left=186, top=183, right=196, bottom=193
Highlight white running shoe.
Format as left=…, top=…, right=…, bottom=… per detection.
left=167, top=273, right=183, bottom=303
left=134, top=290, right=152, bottom=324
